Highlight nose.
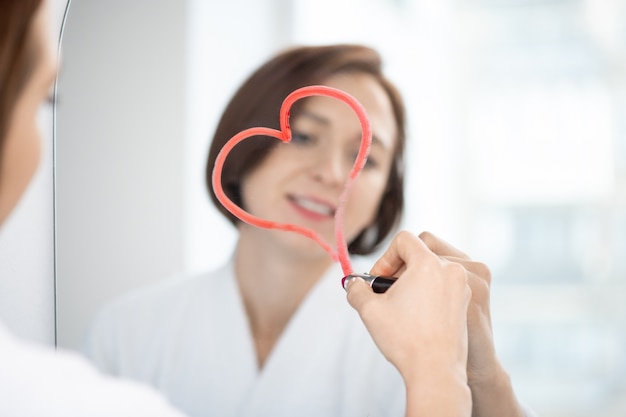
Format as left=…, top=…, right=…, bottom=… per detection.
left=310, top=145, right=348, bottom=186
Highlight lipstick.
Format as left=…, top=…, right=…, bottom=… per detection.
left=342, top=273, right=398, bottom=294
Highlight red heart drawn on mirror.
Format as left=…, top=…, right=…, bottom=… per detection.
left=211, top=85, right=371, bottom=276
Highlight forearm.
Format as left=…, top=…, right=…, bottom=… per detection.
left=469, top=362, right=525, bottom=417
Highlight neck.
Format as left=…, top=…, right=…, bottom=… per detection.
left=234, top=226, right=333, bottom=368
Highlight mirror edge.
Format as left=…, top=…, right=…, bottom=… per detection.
left=52, top=0, right=72, bottom=349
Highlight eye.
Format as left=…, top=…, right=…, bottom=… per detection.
left=37, top=93, right=56, bottom=118
left=291, top=130, right=315, bottom=145
left=351, top=151, right=378, bottom=169
left=364, top=157, right=378, bottom=169
left=41, top=91, right=56, bottom=110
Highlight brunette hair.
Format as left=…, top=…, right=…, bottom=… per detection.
left=0, top=0, right=43, bottom=170
left=206, top=44, right=406, bottom=255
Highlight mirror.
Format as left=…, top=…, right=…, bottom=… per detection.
left=55, top=0, right=279, bottom=349
left=55, top=1, right=626, bottom=416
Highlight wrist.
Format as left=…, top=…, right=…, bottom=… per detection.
left=468, top=360, right=524, bottom=417
left=400, top=347, right=467, bottom=388
left=404, top=366, right=471, bottom=417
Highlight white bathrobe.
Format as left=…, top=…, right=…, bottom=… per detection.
left=83, top=259, right=407, bottom=417
left=0, top=321, right=186, bottom=416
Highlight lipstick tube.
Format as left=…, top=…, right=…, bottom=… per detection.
left=342, top=273, right=398, bottom=294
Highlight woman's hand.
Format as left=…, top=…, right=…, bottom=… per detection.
left=417, top=231, right=526, bottom=417
left=345, top=231, right=472, bottom=417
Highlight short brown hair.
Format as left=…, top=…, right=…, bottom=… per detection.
left=0, top=0, right=43, bottom=171
left=206, top=44, right=406, bottom=255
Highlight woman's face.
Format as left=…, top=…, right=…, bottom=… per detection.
left=0, top=0, right=57, bottom=226
left=240, top=72, right=397, bottom=258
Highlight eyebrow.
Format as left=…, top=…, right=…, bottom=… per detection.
left=298, top=110, right=389, bottom=150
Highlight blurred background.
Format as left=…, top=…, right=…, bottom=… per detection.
left=54, top=1, right=626, bottom=416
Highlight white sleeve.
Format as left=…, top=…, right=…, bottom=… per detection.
left=521, top=402, right=539, bottom=417
left=0, top=323, right=187, bottom=417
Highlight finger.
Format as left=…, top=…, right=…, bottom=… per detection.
left=370, top=231, right=433, bottom=277
left=464, top=283, right=473, bottom=311
left=419, top=231, right=471, bottom=260
left=345, top=277, right=376, bottom=312
left=441, top=255, right=492, bottom=288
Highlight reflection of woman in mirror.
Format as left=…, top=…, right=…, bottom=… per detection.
left=83, top=45, right=533, bottom=417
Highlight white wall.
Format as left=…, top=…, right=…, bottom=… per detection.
left=54, top=0, right=187, bottom=349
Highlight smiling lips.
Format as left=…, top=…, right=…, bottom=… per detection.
left=288, top=195, right=336, bottom=219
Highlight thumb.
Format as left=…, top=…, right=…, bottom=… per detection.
left=345, top=277, right=375, bottom=312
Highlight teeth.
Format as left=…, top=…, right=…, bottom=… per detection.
left=293, top=197, right=334, bottom=216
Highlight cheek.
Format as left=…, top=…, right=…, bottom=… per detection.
left=346, top=174, right=388, bottom=226
left=0, top=107, right=42, bottom=223
left=239, top=155, right=284, bottom=210
left=7, top=105, right=42, bottom=174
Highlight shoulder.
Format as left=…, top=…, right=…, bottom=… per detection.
left=102, top=263, right=232, bottom=317
left=81, top=262, right=236, bottom=373
left=86, top=262, right=234, bottom=342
